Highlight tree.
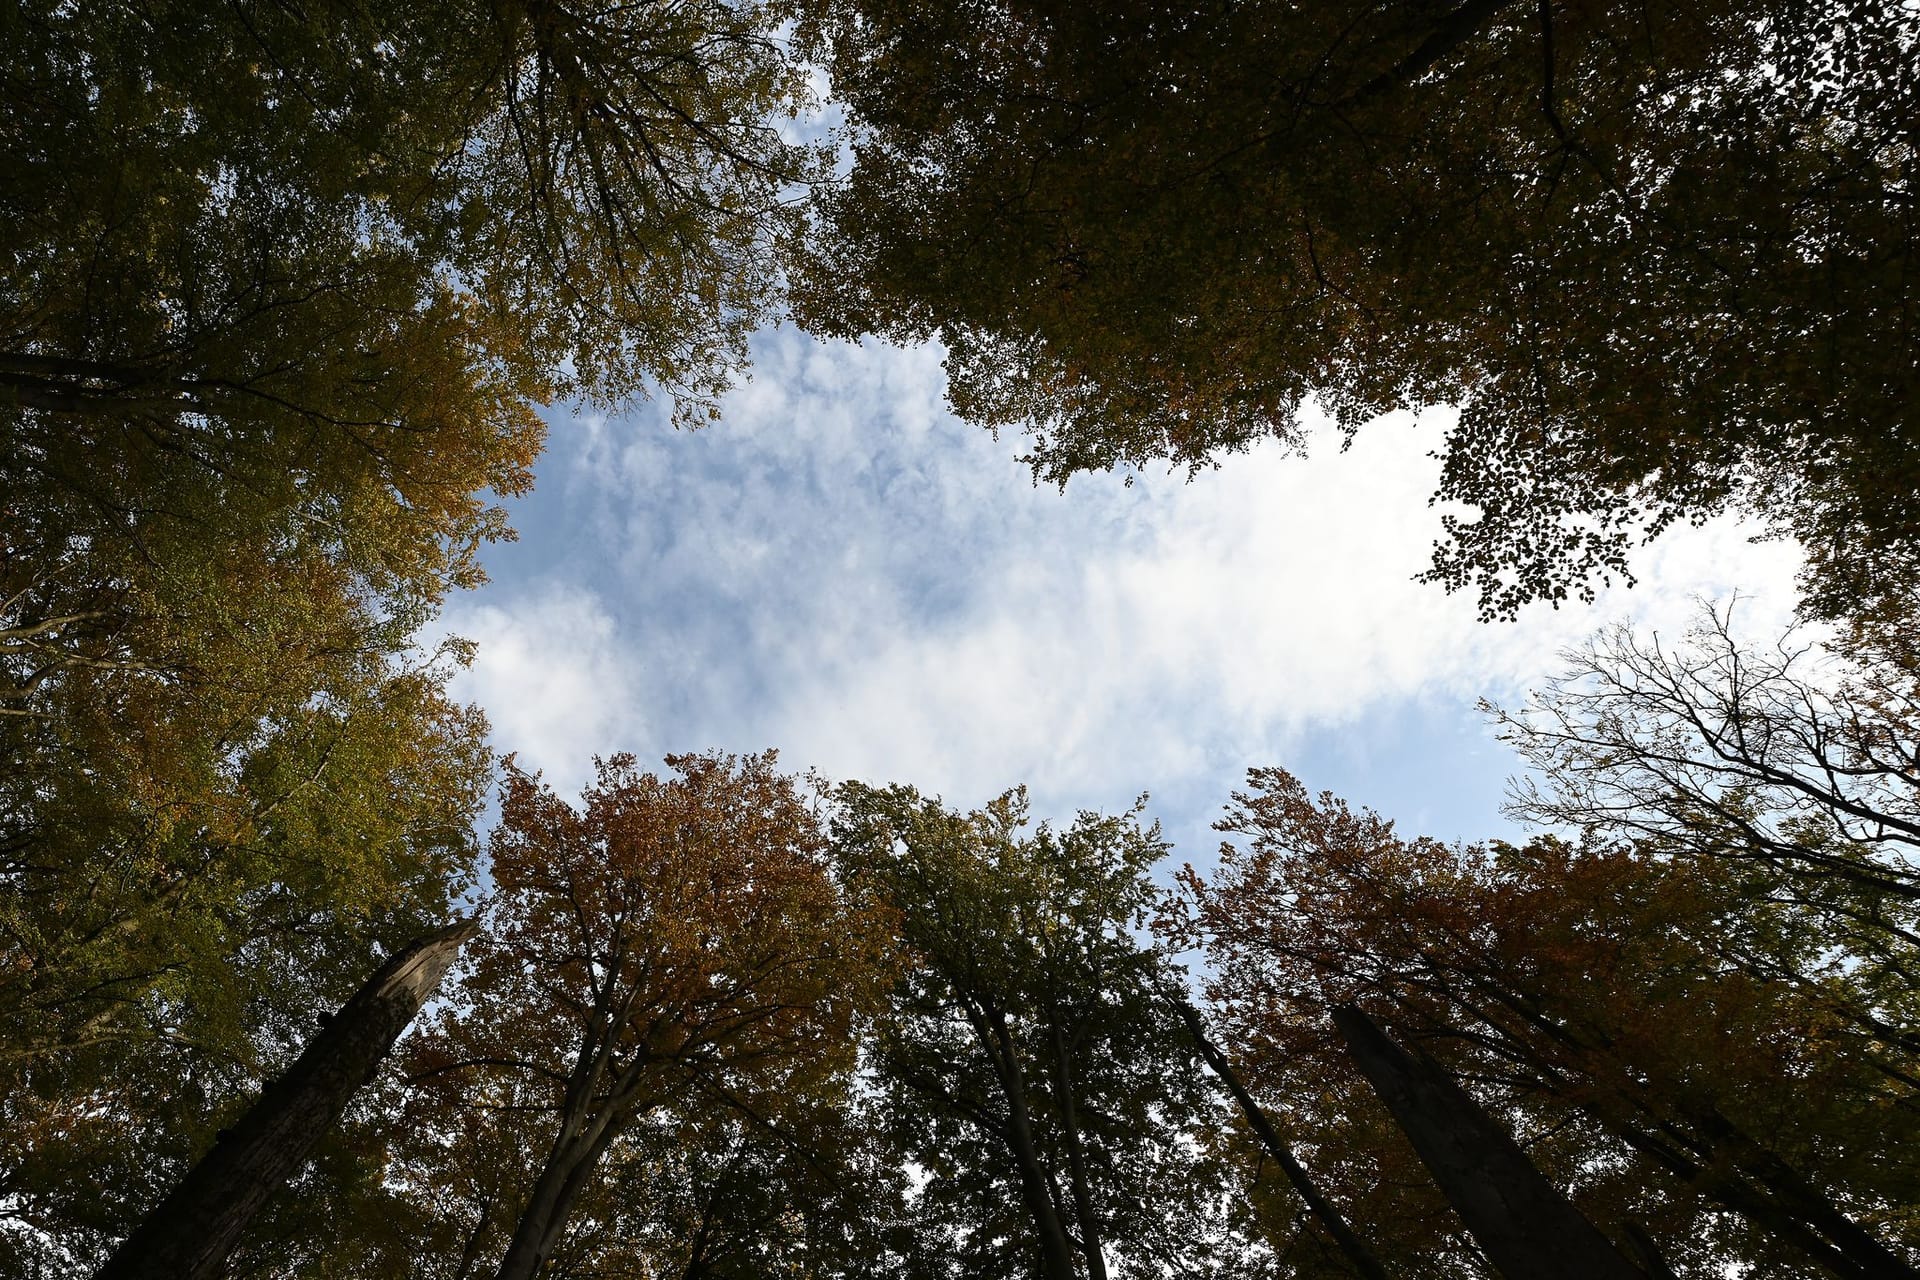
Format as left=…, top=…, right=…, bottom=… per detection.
left=96, top=921, right=475, bottom=1280
left=0, top=0, right=819, bottom=946
left=394, top=752, right=894, bottom=1280
left=0, top=649, right=493, bottom=1275
left=1490, top=602, right=1920, bottom=910
left=0, top=0, right=821, bottom=906
left=831, top=782, right=1268, bottom=1280
left=794, top=0, right=1920, bottom=618
left=1484, top=603, right=1920, bottom=1080
left=535, top=1085, right=915, bottom=1280
left=1179, top=768, right=1920, bottom=1278
left=3, top=0, right=817, bottom=422
left=3, top=1, right=820, bottom=1259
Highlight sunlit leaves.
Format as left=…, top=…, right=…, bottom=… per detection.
left=384, top=752, right=896, bottom=1279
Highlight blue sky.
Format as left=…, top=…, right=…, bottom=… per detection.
left=434, top=325, right=1804, bottom=872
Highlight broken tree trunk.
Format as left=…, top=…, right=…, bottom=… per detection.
left=1331, top=1004, right=1654, bottom=1280
left=96, top=920, right=478, bottom=1280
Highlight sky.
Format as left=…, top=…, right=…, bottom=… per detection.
left=432, top=323, right=1806, bottom=872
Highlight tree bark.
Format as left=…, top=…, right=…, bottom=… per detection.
left=973, top=1005, right=1079, bottom=1280
left=1051, top=1022, right=1109, bottom=1280
left=1332, top=1004, right=1654, bottom=1280
left=1176, top=1000, right=1392, bottom=1280
left=95, top=920, right=477, bottom=1280
left=494, top=1017, right=664, bottom=1280
left=493, top=1112, right=624, bottom=1280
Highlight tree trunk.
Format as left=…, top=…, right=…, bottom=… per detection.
left=1700, top=1106, right=1920, bottom=1280
left=1176, top=1000, right=1392, bottom=1280
left=494, top=1104, right=623, bottom=1280
left=1331, top=1004, right=1654, bottom=1280
left=1605, top=1101, right=1916, bottom=1280
left=0, top=351, right=198, bottom=417
left=1051, top=1022, right=1109, bottom=1280
left=95, top=920, right=477, bottom=1280
left=450, top=1192, right=498, bottom=1280
left=977, top=1007, right=1080, bottom=1280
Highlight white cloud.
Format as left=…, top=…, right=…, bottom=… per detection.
left=435, top=585, right=646, bottom=791
left=448, top=328, right=1805, bottom=842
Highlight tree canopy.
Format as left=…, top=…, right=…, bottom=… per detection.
left=795, top=0, right=1919, bottom=618
left=831, top=782, right=1269, bottom=1280
left=7, top=0, right=1920, bottom=1275
left=1, top=0, right=820, bottom=1268
left=391, top=752, right=895, bottom=1280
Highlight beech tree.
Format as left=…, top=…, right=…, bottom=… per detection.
left=395, top=753, right=894, bottom=1280
left=2, top=1, right=818, bottom=1260
left=96, top=921, right=476, bottom=1280
left=1, top=0, right=819, bottom=910
left=831, top=783, right=1268, bottom=1280
left=0, top=652, right=492, bottom=1274
left=3, top=0, right=815, bottom=423
left=1490, top=604, right=1920, bottom=909
left=1179, top=769, right=1920, bottom=1278
left=795, top=0, right=1920, bottom=618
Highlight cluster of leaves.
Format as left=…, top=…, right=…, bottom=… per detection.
left=1, top=0, right=819, bottom=1267
left=795, top=0, right=1920, bottom=618
left=831, top=783, right=1268, bottom=1280
left=1176, top=609, right=1920, bottom=1278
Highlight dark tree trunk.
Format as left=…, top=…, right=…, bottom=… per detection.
left=973, top=1006, right=1079, bottom=1280
left=1331, top=1004, right=1655, bottom=1280
left=1051, top=1022, right=1108, bottom=1280
left=450, top=1191, right=498, bottom=1280
left=1176, top=1000, right=1392, bottom=1280
left=95, top=921, right=477, bottom=1280
left=1605, top=1100, right=1916, bottom=1280
left=0, top=351, right=198, bottom=416
left=494, top=1102, right=624, bottom=1280
left=1698, top=1106, right=1920, bottom=1280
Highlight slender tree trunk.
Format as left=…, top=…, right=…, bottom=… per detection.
left=0, top=352, right=198, bottom=417
left=95, top=921, right=477, bottom=1280
left=450, top=1192, right=497, bottom=1280
left=1051, top=1022, right=1108, bottom=1280
left=1497, top=997, right=1918, bottom=1280
left=977, top=1007, right=1079, bottom=1280
left=1605, top=1100, right=1917, bottom=1280
left=1331, top=1005, right=1653, bottom=1280
left=1176, top=1000, right=1392, bottom=1280
left=494, top=1103, right=624, bottom=1280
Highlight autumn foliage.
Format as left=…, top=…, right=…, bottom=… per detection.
left=5, top=0, right=1920, bottom=1275
left=1179, top=767, right=1920, bottom=1277
left=394, top=752, right=895, bottom=1279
